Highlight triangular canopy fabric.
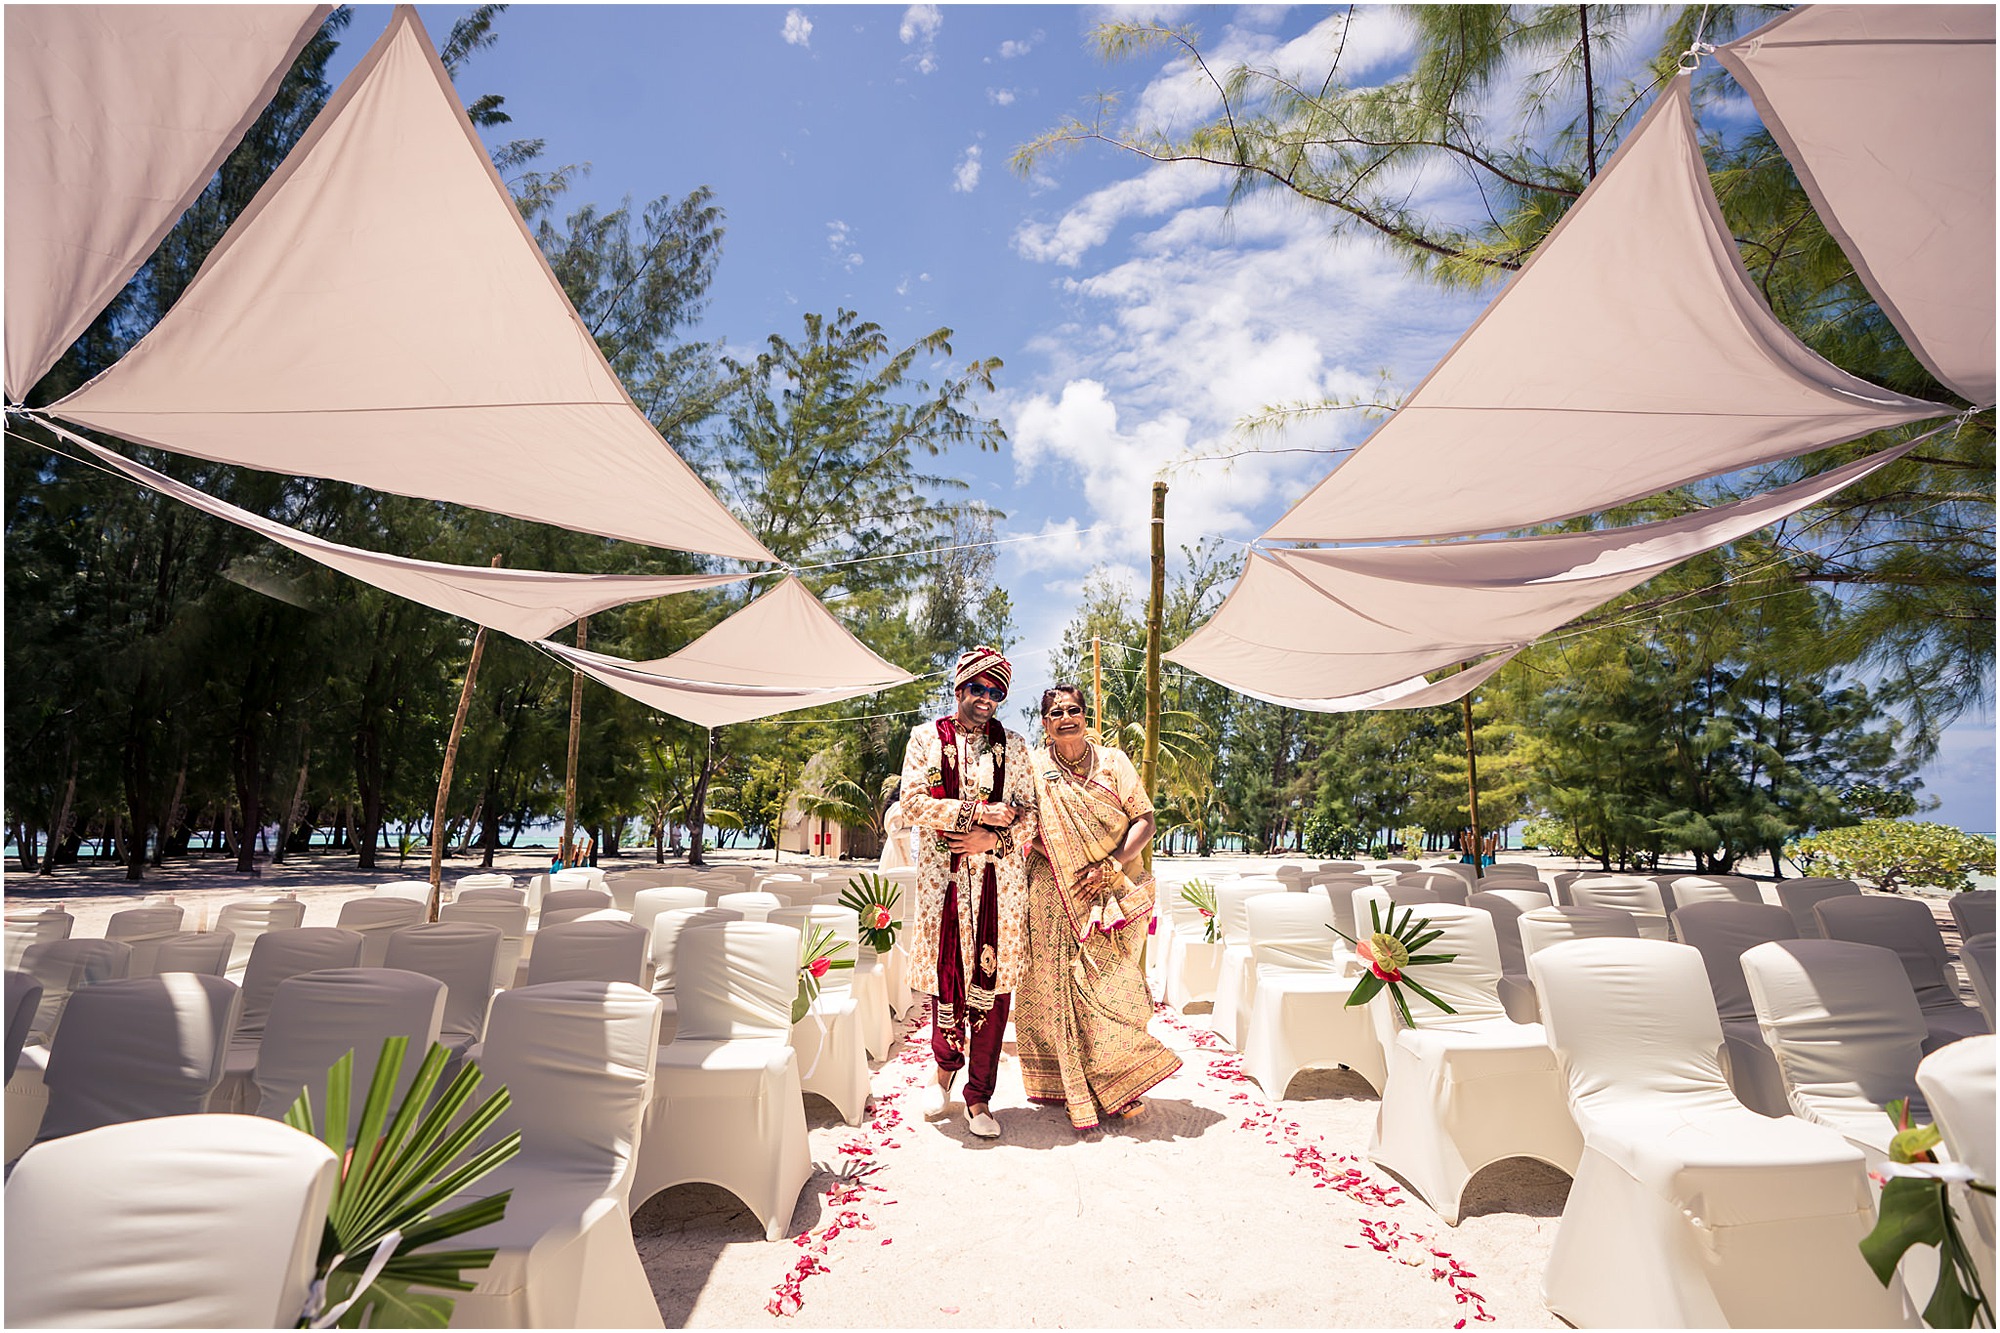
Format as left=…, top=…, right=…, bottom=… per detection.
left=4, top=4, right=330, bottom=401
left=49, top=6, right=773, bottom=564
left=1718, top=5, right=1996, bottom=406
left=1172, top=442, right=1915, bottom=709
left=537, top=577, right=918, bottom=728
left=1262, top=78, right=1946, bottom=544
left=52, top=423, right=747, bottom=639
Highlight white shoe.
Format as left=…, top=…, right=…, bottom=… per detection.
left=919, top=1077, right=953, bottom=1119
left=965, top=1107, right=1000, bottom=1139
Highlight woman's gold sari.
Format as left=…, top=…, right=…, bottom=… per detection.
left=1016, top=742, right=1181, bottom=1129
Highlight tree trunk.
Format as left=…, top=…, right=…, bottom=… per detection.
left=685, top=728, right=718, bottom=868
left=232, top=721, right=261, bottom=874
left=14, top=819, right=37, bottom=873
left=273, top=748, right=309, bottom=866
left=39, top=766, right=77, bottom=877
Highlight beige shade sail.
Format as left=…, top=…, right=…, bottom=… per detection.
left=1718, top=5, right=1995, bottom=406
left=48, top=6, right=773, bottom=565
left=5, top=5, right=331, bottom=401
left=1263, top=79, right=1947, bottom=544
left=537, top=577, right=918, bottom=728
left=49, top=422, right=747, bottom=639
left=1173, top=441, right=1916, bottom=709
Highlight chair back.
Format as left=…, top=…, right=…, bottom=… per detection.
left=540, top=904, right=632, bottom=929
left=1740, top=939, right=1927, bottom=1131
left=1467, top=892, right=1532, bottom=976
left=235, top=927, right=365, bottom=1046
left=526, top=919, right=649, bottom=988
left=717, top=890, right=783, bottom=922
left=1378, top=860, right=1422, bottom=873
left=457, top=884, right=527, bottom=906
left=539, top=886, right=613, bottom=923
left=214, top=896, right=306, bottom=979
left=1658, top=874, right=1761, bottom=917
left=1478, top=887, right=1552, bottom=914
left=1419, top=863, right=1479, bottom=891
left=6, top=970, right=43, bottom=1081
left=1530, top=937, right=1734, bottom=1114
left=480, top=981, right=660, bottom=1181
left=254, top=967, right=446, bottom=1126
left=37, top=973, right=242, bottom=1143
left=1775, top=877, right=1861, bottom=937
left=383, top=923, right=502, bottom=1047
left=370, top=880, right=434, bottom=903
left=455, top=872, right=515, bottom=893
left=1217, top=882, right=1284, bottom=945
left=440, top=899, right=529, bottom=991
left=1246, top=893, right=1338, bottom=971
left=1915, top=1035, right=1996, bottom=1208
left=1350, top=887, right=1394, bottom=943
left=1964, top=933, right=1996, bottom=1025
left=770, top=905, right=862, bottom=993
left=1951, top=890, right=1996, bottom=942
left=1393, top=871, right=1469, bottom=904
left=1386, top=883, right=1444, bottom=906
left=1384, top=904, right=1507, bottom=1027
left=1672, top=901, right=1799, bottom=1021
left=1814, top=894, right=1958, bottom=1010
left=20, top=938, right=133, bottom=1044
left=631, top=886, right=708, bottom=936
left=550, top=866, right=608, bottom=893
left=1567, top=876, right=1668, bottom=937
left=674, top=921, right=799, bottom=1042
left=1313, top=877, right=1369, bottom=939
left=103, top=906, right=186, bottom=975
left=3, top=1113, right=336, bottom=1329
left=4, top=907, right=74, bottom=970
left=1516, top=905, right=1640, bottom=961
left=335, top=895, right=428, bottom=967
left=1317, top=861, right=1364, bottom=873
left=150, top=930, right=233, bottom=977
left=647, top=907, right=744, bottom=993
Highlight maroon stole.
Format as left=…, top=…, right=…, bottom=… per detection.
left=933, top=716, right=1006, bottom=1035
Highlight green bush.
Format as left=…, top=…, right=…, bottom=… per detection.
left=1521, top=816, right=1583, bottom=857
left=1394, top=825, right=1427, bottom=857
left=1787, top=820, right=1996, bottom=893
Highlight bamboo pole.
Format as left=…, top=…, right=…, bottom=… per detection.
left=1091, top=635, right=1102, bottom=742
left=1142, top=482, right=1166, bottom=876
left=1462, top=691, right=1483, bottom=882
left=562, top=615, right=588, bottom=866
left=427, top=557, right=501, bottom=919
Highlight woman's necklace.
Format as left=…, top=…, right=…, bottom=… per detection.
left=1054, top=741, right=1092, bottom=777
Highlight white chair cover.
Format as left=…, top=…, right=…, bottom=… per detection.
left=1210, top=882, right=1287, bottom=1046
left=1312, top=876, right=1370, bottom=938
left=1467, top=890, right=1539, bottom=1023
left=1548, top=869, right=1586, bottom=902
left=539, top=904, right=633, bottom=929
left=1740, top=939, right=1929, bottom=1162
left=384, top=922, right=502, bottom=1055
left=1951, top=889, right=1996, bottom=941
left=214, top=895, right=305, bottom=980
left=770, top=905, right=871, bottom=1123
left=441, top=898, right=529, bottom=991
left=525, top=919, right=649, bottom=988
left=445, top=981, right=665, bottom=1329
left=103, top=905, right=186, bottom=976
left=1816, top=894, right=1991, bottom=1050
left=456, top=872, right=516, bottom=892
left=1963, top=933, right=1996, bottom=1027
left=1656, top=875, right=1762, bottom=925
left=5, top=906, right=74, bottom=970
left=1671, top=900, right=1800, bottom=1116
left=18, top=937, right=132, bottom=1045
left=370, top=880, right=435, bottom=903
left=1776, top=877, right=1861, bottom=937
left=1418, top=862, right=1478, bottom=891
left=550, top=867, right=608, bottom=893
left=4, top=1113, right=337, bottom=1328
left=1163, top=894, right=1226, bottom=1009
left=537, top=887, right=613, bottom=926
left=1393, top=871, right=1470, bottom=904
left=5, top=970, right=42, bottom=1082
left=1566, top=875, right=1670, bottom=939
left=149, top=930, right=233, bottom=977
left=36, top=972, right=241, bottom=1144
left=1317, top=860, right=1364, bottom=873
left=1516, top=904, right=1640, bottom=960
left=634, top=921, right=812, bottom=1241
left=208, top=926, right=366, bottom=1116
left=1365, top=905, right=1581, bottom=1224
left=1914, top=1035, right=1996, bottom=1305
left=631, top=886, right=708, bottom=939
left=458, top=884, right=528, bottom=907
left=253, top=966, right=446, bottom=1127
left=1529, top=937, right=1905, bottom=1329
left=716, top=890, right=783, bottom=923
left=1241, top=894, right=1384, bottom=1098
left=336, top=894, right=428, bottom=967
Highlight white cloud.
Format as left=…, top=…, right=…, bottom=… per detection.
left=986, top=87, right=1018, bottom=106
left=781, top=8, right=812, bottom=47
left=1014, top=161, right=1226, bottom=266
left=952, top=144, right=983, bottom=194
left=900, top=4, right=942, bottom=74
left=825, top=219, right=863, bottom=271
left=998, top=30, right=1043, bottom=59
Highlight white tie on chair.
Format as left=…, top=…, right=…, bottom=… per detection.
left=34, top=972, right=241, bottom=1146
left=1365, top=904, right=1582, bottom=1225
left=1815, top=895, right=1992, bottom=1051
left=103, top=904, right=186, bottom=976
left=1776, top=877, right=1861, bottom=937
left=1962, top=933, right=1996, bottom=1026
left=443, top=981, right=665, bottom=1330
left=5, top=906, right=73, bottom=970
left=1529, top=936, right=1908, bottom=1329
left=633, top=920, right=813, bottom=1242
left=1566, top=875, right=1670, bottom=940
left=770, top=905, right=871, bottom=1125
left=215, top=895, right=306, bottom=981
left=209, top=926, right=366, bottom=1114
left=4, top=1113, right=337, bottom=1328
left=336, top=895, right=428, bottom=967
left=1672, top=900, right=1800, bottom=1116
left=716, top=890, right=783, bottom=923
left=441, top=898, right=530, bottom=991
left=1240, top=892, right=1384, bottom=1099
left=525, top=919, right=649, bottom=988
left=385, top=922, right=503, bottom=1058
left=253, top=967, right=447, bottom=1128
left=1739, top=938, right=1930, bottom=1163
left=1209, top=880, right=1287, bottom=1046
left=1914, top=1034, right=1996, bottom=1306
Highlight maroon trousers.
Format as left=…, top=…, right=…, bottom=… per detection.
left=929, top=877, right=1010, bottom=1106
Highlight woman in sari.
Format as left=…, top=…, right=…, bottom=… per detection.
left=1016, top=684, right=1182, bottom=1129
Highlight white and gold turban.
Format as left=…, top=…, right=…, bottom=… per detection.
left=953, top=645, right=1012, bottom=693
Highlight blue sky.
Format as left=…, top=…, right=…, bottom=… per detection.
left=326, top=5, right=1992, bottom=831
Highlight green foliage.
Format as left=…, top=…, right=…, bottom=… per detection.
left=1842, top=783, right=1921, bottom=821
left=1520, top=815, right=1583, bottom=857
left=1394, top=826, right=1427, bottom=857
left=791, top=924, right=855, bottom=1025
left=1787, top=821, right=1996, bottom=893
left=1179, top=878, right=1219, bottom=944
left=284, top=1038, right=519, bottom=1328
left=1300, top=812, right=1364, bottom=860
left=837, top=874, right=902, bottom=953
left=1857, top=1099, right=1994, bottom=1327
left=1331, top=900, right=1459, bottom=1029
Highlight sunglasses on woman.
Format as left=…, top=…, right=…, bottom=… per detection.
left=1045, top=704, right=1085, bottom=718
left=961, top=681, right=1006, bottom=701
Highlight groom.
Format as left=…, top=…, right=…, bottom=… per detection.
left=897, top=645, right=1035, bottom=1139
